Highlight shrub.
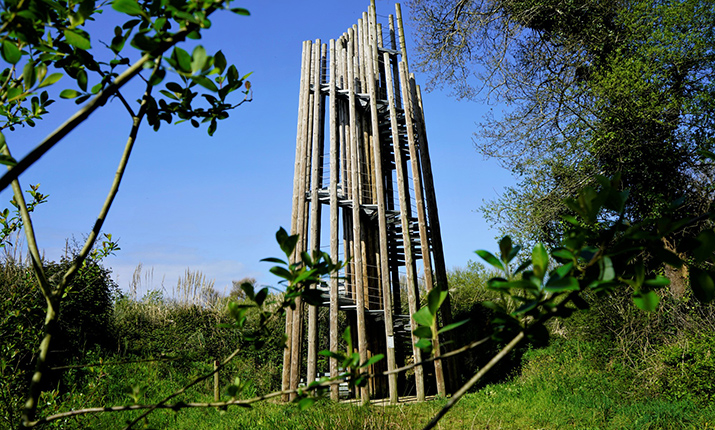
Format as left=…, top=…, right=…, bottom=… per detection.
left=0, top=256, right=119, bottom=426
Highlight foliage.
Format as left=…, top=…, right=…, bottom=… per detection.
left=413, top=175, right=715, bottom=429
left=658, top=334, right=715, bottom=403
left=444, top=261, right=529, bottom=386
left=473, top=175, right=714, bottom=343
left=557, top=288, right=715, bottom=404
left=0, top=0, right=254, bottom=425
left=409, top=0, right=715, bottom=246
left=0, top=184, right=47, bottom=248
left=0, top=256, right=119, bottom=428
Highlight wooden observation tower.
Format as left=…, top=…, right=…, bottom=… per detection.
left=283, top=1, right=453, bottom=403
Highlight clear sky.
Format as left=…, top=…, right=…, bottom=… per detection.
left=1, top=1, right=515, bottom=297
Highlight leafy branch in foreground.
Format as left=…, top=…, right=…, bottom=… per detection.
left=416, top=175, right=715, bottom=430
left=0, top=0, right=254, bottom=426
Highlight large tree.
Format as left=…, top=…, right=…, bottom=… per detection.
left=409, top=0, right=715, bottom=245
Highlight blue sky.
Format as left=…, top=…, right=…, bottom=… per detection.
left=1, top=1, right=515, bottom=296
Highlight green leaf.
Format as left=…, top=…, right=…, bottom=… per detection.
left=1, top=40, right=21, bottom=64
left=172, top=47, right=192, bottom=74
left=131, top=33, right=158, bottom=52
left=544, top=276, right=579, bottom=292
left=23, top=62, right=36, bottom=89
left=634, top=260, right=645, bottom=287
left=475, top=250, right=505, bottom=271
left=643, top=275, right=670, bottom=287
left=551, top=261, right=574, bottom=279
left=499, top=236, right=513, bottom=262
left=513, top=299, right=538, bottom=315
left=59, top=89, right=82, bottom=99
left=297, top=397, right=315, bottom=411
left=561, top=214, right=580, bottom=226
left=191, top=75, right=218, bottom=92
left=690, top=268, right=715, bottom=303
left=0, top=153, right=17, bottom=167
left=5, top=86, right=21, bottom=102
left=276, top=227, right=298, bottom=257
left=633, top=289, right=659, bottom=311
left=413, top=306, right=434, bottom=328
left=588, top=279, right=620, bottom=294
left=342, top=326, right=352, bottom=346
left=650, top=246, right=683, bottom=268
left=318, top=350, right=344, bottom=360
left=269, top=266, right=292, bottom=281
left=191, top=45, right=208, bottom=74
left=64, top=28, right=91, bottom=50
left=412, top=326, right=432, bottom=339
left=360, top=354, right=384, bottom=368
left=227, top=65, right=239, bottom=83
left=481, top=300, right=505, bottom=313
left=253, top=287, right=267, bottom=306
left=293, top=268, right=318, bottom=285
left=301, top=289, right=323, bottom=306
left=214, top=50, right=227, bottom=73
left=112, top=0, right=145, bottom=16
left=415, top=338, right=432, bottom=351
left=427, top=286, right=447, bottom=316
left=260, top=257, right=287, bottom=265
left=77, top=69, right=88, bottom=92
left=551, top=248, right=574, bottom=261
left=231, top=8, right=250, bottom=16
left=514, top=259, right=532, bottom=274
left=599, top=255, right=615, bottom=281
left=240, top=282, right=255, bottom=300
left=149, top=68, right=166, bottom=86
left=487, top=278, right=537, bottom=292
left=165, top=82, right=184, bottom=93
left=532, top=243, right=548, bottom=280
left=437, top=319, right=469, bottom=334
left=158, top=90, right=179, bottom=100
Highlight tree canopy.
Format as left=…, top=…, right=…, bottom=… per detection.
left=409, top=0, right=715, bottom=245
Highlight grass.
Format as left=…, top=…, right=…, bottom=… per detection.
left=20, top=285, right=715, bottom=430
left=75, top=389, right=715, bottom=430
left=59, top=343, right=715, bottom=430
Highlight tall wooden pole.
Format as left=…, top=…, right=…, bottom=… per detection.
left=307, top=39, right=325, bottom=386
left=284, top=40, right=312, bottom=401
left=347, top=27, right=370, bottom=403
left=328, top=38, right=341, bottom=402
left=413, top=80, right=455, bottom=390
left=399, top=60, right=445, bottom=396
left=384, top=54, right=424, bottom=402
left=367, top=1, right=398, bottom=403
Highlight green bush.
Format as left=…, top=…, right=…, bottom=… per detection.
left=658, top=334, right=715, bottom=403
left=445, top=261, right=530, bottom=388
left=111, top=291, right=287, bottom=401
left=0, top=256, right=119, bottom=427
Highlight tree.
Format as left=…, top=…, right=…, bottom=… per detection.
left=0, top=0, right=251, bottom=425
left=408, top=0, right=715, bottom=246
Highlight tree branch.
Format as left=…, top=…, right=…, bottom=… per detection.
left=0, top=1, right=224, bottom=194
left=422, top=331, right=525, bottom=430
left=20, top=57, right=162, bottom=428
